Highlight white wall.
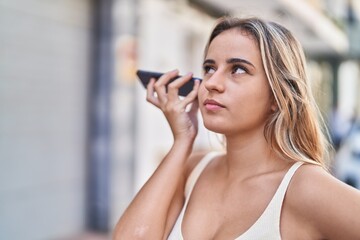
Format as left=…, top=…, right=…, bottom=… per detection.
left=0, top=1, right=91, bottom=239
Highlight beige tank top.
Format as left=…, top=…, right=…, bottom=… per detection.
left=167, top=152, right=303, bottom=240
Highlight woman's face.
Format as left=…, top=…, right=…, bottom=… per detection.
left=198, top=29, right=274, bottom=137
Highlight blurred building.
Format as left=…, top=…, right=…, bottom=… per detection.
left=0, top=0, right=359, bottom=239
left=0, top=0, right=92, bottom=239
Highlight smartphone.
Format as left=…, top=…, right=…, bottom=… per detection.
left=136, top=70, right=202, bottom=97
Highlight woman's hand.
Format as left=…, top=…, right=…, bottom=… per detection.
left=146, top=69, right=200, bottom=142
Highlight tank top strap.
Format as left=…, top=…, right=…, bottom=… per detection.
left=270, top=161, right=304, bottom=214
left=184, top=152, right=223, bottom=199
left=236, top=161, right=304, bottom=240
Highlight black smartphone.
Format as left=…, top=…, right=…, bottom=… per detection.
left=136, top=70, right=202, bottom=97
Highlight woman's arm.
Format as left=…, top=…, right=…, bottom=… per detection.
left=113, top=141, right=191, bottom=240
left=113, top=70, right=201, bottom=240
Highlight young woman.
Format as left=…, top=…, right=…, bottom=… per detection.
left=114, top=17, right=360, bottom=239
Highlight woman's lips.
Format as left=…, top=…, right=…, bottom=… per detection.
left=203, top=99, right=225, bottom=111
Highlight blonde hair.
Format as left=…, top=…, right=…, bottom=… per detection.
left=204, top=17, right=332, bottom=169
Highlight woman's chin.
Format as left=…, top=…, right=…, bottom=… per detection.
left=203, top=121, right=228, bottom=134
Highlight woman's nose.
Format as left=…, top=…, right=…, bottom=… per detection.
left=204, top=71, right=225, bottom=93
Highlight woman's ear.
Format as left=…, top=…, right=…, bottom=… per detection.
left=270, top=97, right=278, bottom=112
left=271, top=103, right=278, bottom=112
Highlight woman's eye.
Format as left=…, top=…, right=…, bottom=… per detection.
left=232, top=66, right=246, bottom=74
left=203, top=66, right=215, bottom=74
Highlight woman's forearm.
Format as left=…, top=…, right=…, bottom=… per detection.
left=113, top=139, right=193, bottom=240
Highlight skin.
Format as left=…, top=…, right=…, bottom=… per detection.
left=113, top=29, right=360, bottom=240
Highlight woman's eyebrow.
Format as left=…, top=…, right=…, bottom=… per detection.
left=226, top=58, right=255, bottom=68
left=203, top=59, right=215, bottom=65
left=203, top=58, right=255, bottom=68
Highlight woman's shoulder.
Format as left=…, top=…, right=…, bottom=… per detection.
left=285, top=162, right=360, bottom=238
left=286, top=163, right=356, bottom=209
left=287, top=162, right=354, bottom=201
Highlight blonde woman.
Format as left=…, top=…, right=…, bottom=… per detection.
left=114, top=17, right=360, bottom=239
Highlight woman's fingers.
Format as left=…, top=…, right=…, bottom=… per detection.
left=179, top=79, right=200, bottom=107
left=167, top=72, right=193, bottom=101
left=146, top=70, right=200, bottom=113
left=146, top=69, right=178, bottom=107
left=146, top=78, right=160, bottom=107
left=154, top=69, right=179, bottom=103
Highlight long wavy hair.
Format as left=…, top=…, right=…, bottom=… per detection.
left=204, top=17, right=332, bottom=169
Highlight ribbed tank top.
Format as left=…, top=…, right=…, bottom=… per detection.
left=167, top=152, right=303, bottom=240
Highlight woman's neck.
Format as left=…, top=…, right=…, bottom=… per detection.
left=222, top=130, right=284, bottom=180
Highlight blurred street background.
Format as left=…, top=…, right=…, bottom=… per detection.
left=1, top=0, right=359, bottom=239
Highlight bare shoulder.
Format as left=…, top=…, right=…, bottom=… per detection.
left=286, top=163, right=360, bottom=239
left=287, top=163, right=360, bottom=206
